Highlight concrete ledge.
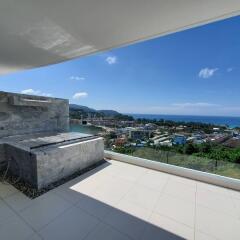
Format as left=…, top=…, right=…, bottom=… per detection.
left=1, top=134, right=104, bottom=189
left=104, top=150, right=240, bottom=191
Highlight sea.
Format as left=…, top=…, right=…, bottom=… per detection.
left=129, top=114, right=240, bottom=128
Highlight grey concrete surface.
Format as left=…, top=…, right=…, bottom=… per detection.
left=2, top=133, right=104, bottom=189
left=0, top=91, right=69, bottom=138
left=0, top=92, right=104, bottom=189
left=35, top=136, right=104, bottom=189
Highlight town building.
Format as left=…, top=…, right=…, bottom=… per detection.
left=173, top=134, right=187, bottom=145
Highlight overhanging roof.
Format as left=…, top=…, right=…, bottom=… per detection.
left=1, top=0, right=240, bottom=74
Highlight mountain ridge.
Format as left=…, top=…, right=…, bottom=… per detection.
left=69, top=104, right=134, bottom=121
left=69, top=104, right=120, bottom=116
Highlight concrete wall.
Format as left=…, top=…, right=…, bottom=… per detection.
left=0, top=143, right=6, bottom=169
left=0, top=92, right=105, bottom=189
left=4, top=144, right=37, bottom=186
left=3, top=137, right=104, bottom=189
left=1, top=133, right=104, bottom=189
left=0, top=91, right=69, bottom=138
left=36, top=138, right=104, bottom=189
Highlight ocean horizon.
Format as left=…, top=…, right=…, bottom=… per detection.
left=128, top=114, right=240, bottom=128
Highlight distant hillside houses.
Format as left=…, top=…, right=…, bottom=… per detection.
left=69, top=104, right=134, bottom=121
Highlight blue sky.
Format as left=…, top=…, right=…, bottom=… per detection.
left=1, top=15, right=240, bottom=116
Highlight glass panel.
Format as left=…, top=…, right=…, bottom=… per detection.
left=119, top=147, right=240, bottom=179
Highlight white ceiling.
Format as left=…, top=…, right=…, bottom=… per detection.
left=0, top=0, right=240, bottom=75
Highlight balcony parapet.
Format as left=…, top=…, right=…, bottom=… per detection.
left=105, top=150, right=240, bottom=191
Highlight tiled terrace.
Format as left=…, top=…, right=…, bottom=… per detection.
left=0, top=159, right=240, bottom=240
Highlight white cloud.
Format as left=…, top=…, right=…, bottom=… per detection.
left=72, top=92, right=88, bottom=100
left=172, top=102, right=219, bottom=108
left=21, top=89, right=40, bottom=95
left=198, top=67, right=218, bottom=79
left=106, top=56, right=117, bottom=65
left=227, top=67, right=233, bottom=72
left=70, top=76, right=85, bottom=81
left=21, top=89, right=52, bottom=97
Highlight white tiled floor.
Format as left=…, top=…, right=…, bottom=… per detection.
left=0, top=159, right=240, bottom=240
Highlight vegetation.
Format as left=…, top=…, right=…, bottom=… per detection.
left=117, top=146, right=240, bottom=179
left=153, top=142, right=240, bottom=164
left=114, top=146, right=135, bottom=154
left=113, top=114, right=134, bottom=121
left=113, top=143, right=240, bottom=179
left=126, top=142, right=240, bottom=164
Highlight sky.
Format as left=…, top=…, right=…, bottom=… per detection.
left=0, top=15, right=240, bottom=117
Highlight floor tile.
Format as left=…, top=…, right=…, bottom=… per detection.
left=52, top=184, right=85, bottom=204
left=26, top=233, right=43, bottom=240
left=121, top=184, right=160, bottom=211
left=5, top=191, right=33, bottom=212
left=195, top=230, right=218, bottom=240
left=85, top=222, right=131, bottom=240
left=116, top=198, right=152, bottom=220
left=20, top=192, right=72, bottom=230
left=0, top=214, right=35, bottom=240
left=230, top=189, right=240, bottom=200
left=90, top=177, right=133, bottom=206
left=137, top=169, right=169, bottom=192
left=196, top=204, right=240, bottom=240
left=196, top=187, right=238, bottom=218
left=0, top=182, right=18, bottom=199
left=90, top=188, right=125, bottom=206
left=197, top=182, right=230, bottom=196
left=69, top=172, right=113, bottom=196
left=232, top=197, right=240, bottom=220
left=154, top=194, right=195, bottom=228
left=169, top=175, right=196, bottom=187
left=163, top=178, right=196, bottom=202
left=142, top=212, right=194, bottom=240
left=0, top=198, right=16, bottom=225
left=40, top=206, right=99, bottom=240
left=104, top=162, right=147, bottom=182
left=104, top=207, right=148, bottom=240
left=76, top=195, right=111, bottom=220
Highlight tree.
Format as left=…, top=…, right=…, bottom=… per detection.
left=199, top=142, right=211, bottom=153
left=184, top=143, right=198, bottom=155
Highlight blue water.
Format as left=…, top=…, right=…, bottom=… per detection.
left=129, top=114, right=240, bottom=127
left=70, top=124, right=103, bottom=135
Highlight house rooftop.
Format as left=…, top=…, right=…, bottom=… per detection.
left=0, top=159, right=240, bottom=240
